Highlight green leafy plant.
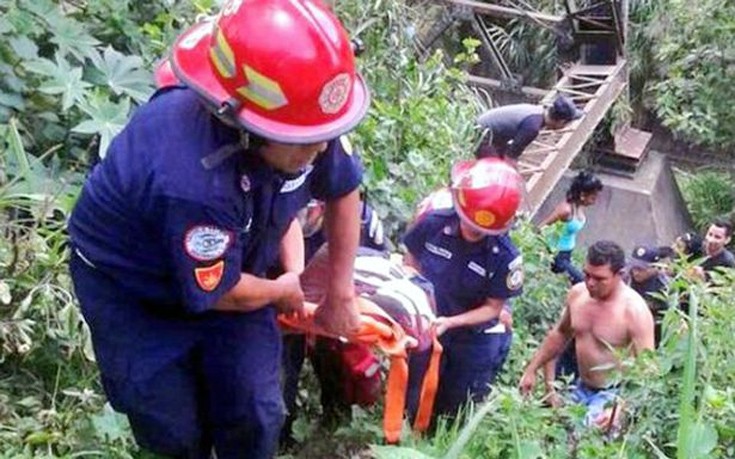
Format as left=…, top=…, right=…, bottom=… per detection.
left=676, top=168, right=735, bottom=232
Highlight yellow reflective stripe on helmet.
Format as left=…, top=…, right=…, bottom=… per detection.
left=236, top=65, right=288, bottom=110
left=210, top=28, right=236, bottom=78
left=457, top=189, right=467, bottom=207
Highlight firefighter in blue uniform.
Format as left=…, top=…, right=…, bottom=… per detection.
left=67, top=1, right=370, bottom=458
left=403, top=158, right=525, bottom=419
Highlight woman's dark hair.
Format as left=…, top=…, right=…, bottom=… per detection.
left=566, top=170, right=603, bottom=204
left=676, top=232, right=703, bottom=258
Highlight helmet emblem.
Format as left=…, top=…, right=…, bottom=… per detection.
left=319, top=73, right=351, bottom=114
left=474, top=210, right=496, bottom=227
left=236, top=65, right=288, bottom=110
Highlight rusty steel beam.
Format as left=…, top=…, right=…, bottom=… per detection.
left=524, top=59, right=628, bottom=215
left=439, top=0, right=563, bottom=26
left=466, top=74, right=549, bottom=99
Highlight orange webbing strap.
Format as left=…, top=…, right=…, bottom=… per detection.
left=278, top=299, right=432, bottom=444
left=413, top=332, right=443, bottom=433
left=383, top=354, right=408, bottom=444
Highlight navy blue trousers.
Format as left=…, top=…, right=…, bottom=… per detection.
left=407, top=328, right=512, bottom=423
left=70, top=253, right=285, bottom=458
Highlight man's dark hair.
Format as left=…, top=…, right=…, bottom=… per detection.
left=711, top=216, right=733, bottom=238
left=587, top=240, right=625, bottom=273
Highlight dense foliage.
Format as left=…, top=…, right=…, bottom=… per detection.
left=628, top=0, right=735, bottom=150
left=676, top=168, right=735, bottom=232
left=1, top=0, right=734, bottom=458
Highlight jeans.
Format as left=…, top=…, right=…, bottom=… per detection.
left=551, top=250, right=584, bottom=285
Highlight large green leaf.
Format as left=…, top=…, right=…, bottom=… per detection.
left=24, top=53, right=91, bottom=110
left=91, top=403, right=132, bottom=443
left=88, top=46, right=153, bottom=103
left=73, top=95, right=131, bottom=158
left=43, top=11, right=100, bottom=62
left=8, top=36, right=39, bottom=61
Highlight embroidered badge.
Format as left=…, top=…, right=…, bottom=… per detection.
left=467, top=261, right=486, bottom=277
left=425, top=243, right=452, bottom=260
left=240, top=174, right=251, bottom=193
left=195, top=261, right=225, bottom=292
left=184, top=226, right=233, bottom=261
left=506, top=267, right=524, bottom=291
left=319, top=73, right=350, bottom=114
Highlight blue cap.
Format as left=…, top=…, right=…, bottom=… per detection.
left=550, top=95, right=583, bottom=121
left=629, top=245, right=663, bottom=268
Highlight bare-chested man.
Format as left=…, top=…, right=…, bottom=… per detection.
left=519, top=240, right=654, bottom=427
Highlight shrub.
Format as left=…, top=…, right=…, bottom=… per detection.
left=676, top=168, right=735, bottom=233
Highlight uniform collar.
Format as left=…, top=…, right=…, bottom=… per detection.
left=238, top=151, right=286, bottom=191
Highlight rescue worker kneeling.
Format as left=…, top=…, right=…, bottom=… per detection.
left=67, top=1, right=370, bottom=458
left=403, top=158, right=525, bottom=423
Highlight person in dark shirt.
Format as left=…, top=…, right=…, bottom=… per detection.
left=692, top=218, right=735, bottom=282
left=628, top=245, right=670, bottom=346
left=67, top=2, right=370, bottom=457
left=475, top=95, right=583, bottom=160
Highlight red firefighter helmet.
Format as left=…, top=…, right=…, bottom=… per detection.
left=170, top=0, right=370, bottom=143
left=154, top=58, right=180, bottom=88
left=450, top=158, right=523, bottom=235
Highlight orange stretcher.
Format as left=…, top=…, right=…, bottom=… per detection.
left=278, top=298, right=442, bottom=444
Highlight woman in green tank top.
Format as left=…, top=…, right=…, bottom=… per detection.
left=539, top=171, right=603, bottom=284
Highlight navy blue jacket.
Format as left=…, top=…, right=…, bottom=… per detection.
left=69, top=87, right=361, bottom=315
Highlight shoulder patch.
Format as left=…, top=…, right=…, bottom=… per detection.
left=195, top=261, right=225, bottom=292
left=506, top=266, right=524, bottom=291
left=184, top=226, right=233, bottom=261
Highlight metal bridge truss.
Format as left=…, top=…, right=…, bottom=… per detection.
left=419, top=0, right=633, bottom=214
